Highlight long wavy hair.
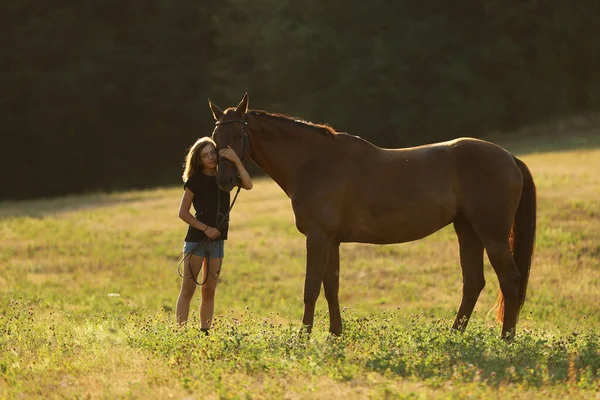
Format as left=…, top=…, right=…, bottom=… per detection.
left=182, top=136, right=216, bottom=182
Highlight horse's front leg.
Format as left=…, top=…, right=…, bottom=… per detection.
left=323, top=243, right=341, bottom=335
left=302, top=230, right=332, bottom=333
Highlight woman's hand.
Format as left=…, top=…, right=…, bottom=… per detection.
left=204, top=226, right=221, bottom=240
left=219, top=146, right=241, bottom=165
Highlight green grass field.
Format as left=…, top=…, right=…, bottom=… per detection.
left=1, top=120, right=599, bottom=399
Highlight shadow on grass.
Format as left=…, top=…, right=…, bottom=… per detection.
left=0, top=189, right=168, bottom=220
left=341, top=314, right=600, bottom=389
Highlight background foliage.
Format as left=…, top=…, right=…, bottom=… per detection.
left=2, top=0, right=600, bottom=199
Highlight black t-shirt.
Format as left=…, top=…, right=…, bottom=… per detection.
left=183, top=172, right=230, bottom=241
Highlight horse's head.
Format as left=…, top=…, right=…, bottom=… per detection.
left=209, top=93, right=250, bottom=192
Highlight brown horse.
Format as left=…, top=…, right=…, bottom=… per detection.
left=209, top=93, right=536, bottom=341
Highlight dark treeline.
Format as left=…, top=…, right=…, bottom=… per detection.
left=2, top=1, right=599, bottom=200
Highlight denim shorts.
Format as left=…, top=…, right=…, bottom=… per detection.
left=183, top=240, right=225, bottom=259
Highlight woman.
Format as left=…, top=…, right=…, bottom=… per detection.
left=176, top=136, right=253, bottom=334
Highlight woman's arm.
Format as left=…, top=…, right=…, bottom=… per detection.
left=220, top=146, right=253, bottom=190
left=234, top=161, right=253, bottom=190
left=178, top=188, right=221, bottom=238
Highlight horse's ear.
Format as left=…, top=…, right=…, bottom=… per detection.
left=235, top=92, right=249, bottom=115
left=208, top=99, right=224, bottom=121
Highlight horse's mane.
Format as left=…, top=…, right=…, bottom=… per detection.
left=247, top=110, right=337, bottom=137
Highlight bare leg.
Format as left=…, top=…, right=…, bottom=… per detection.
left=200, top=257, right=222, bottom=330
left=176, top=255, right=204, bottom=324
left=323, top=243, right=342, bottom=335
left=302, top=230, right=331, bottom=333
left=452, top=215, right=485, bottom=331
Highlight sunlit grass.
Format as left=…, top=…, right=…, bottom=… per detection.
left=1, top=127, right=599, bottom=398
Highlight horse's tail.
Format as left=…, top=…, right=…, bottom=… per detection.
left=496, top=156, right=537, bottom=323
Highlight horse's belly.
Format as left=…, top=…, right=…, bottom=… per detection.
left=343, top=202, right=456, bottom=244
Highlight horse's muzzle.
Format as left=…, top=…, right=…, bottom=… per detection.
left=217, top=177, right=236, bottom=192
left=216, top=158, right=237, bottom=192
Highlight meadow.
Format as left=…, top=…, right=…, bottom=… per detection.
left=1, top=118, right=599, bottom=399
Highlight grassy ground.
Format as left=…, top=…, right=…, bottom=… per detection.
left=1, top=121, right=599, bottom=398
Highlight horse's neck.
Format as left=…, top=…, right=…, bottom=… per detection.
left=248, top=116, right=318, bottom=196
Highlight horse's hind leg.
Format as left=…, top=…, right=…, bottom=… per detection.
left=452, top=214, right=485, bottom=332
left=323, top=243, right=342, bottom=335
left=485, top=239, right=520, bottom=341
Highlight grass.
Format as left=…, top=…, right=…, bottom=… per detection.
left=1, top=122, right=599, bottom=398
